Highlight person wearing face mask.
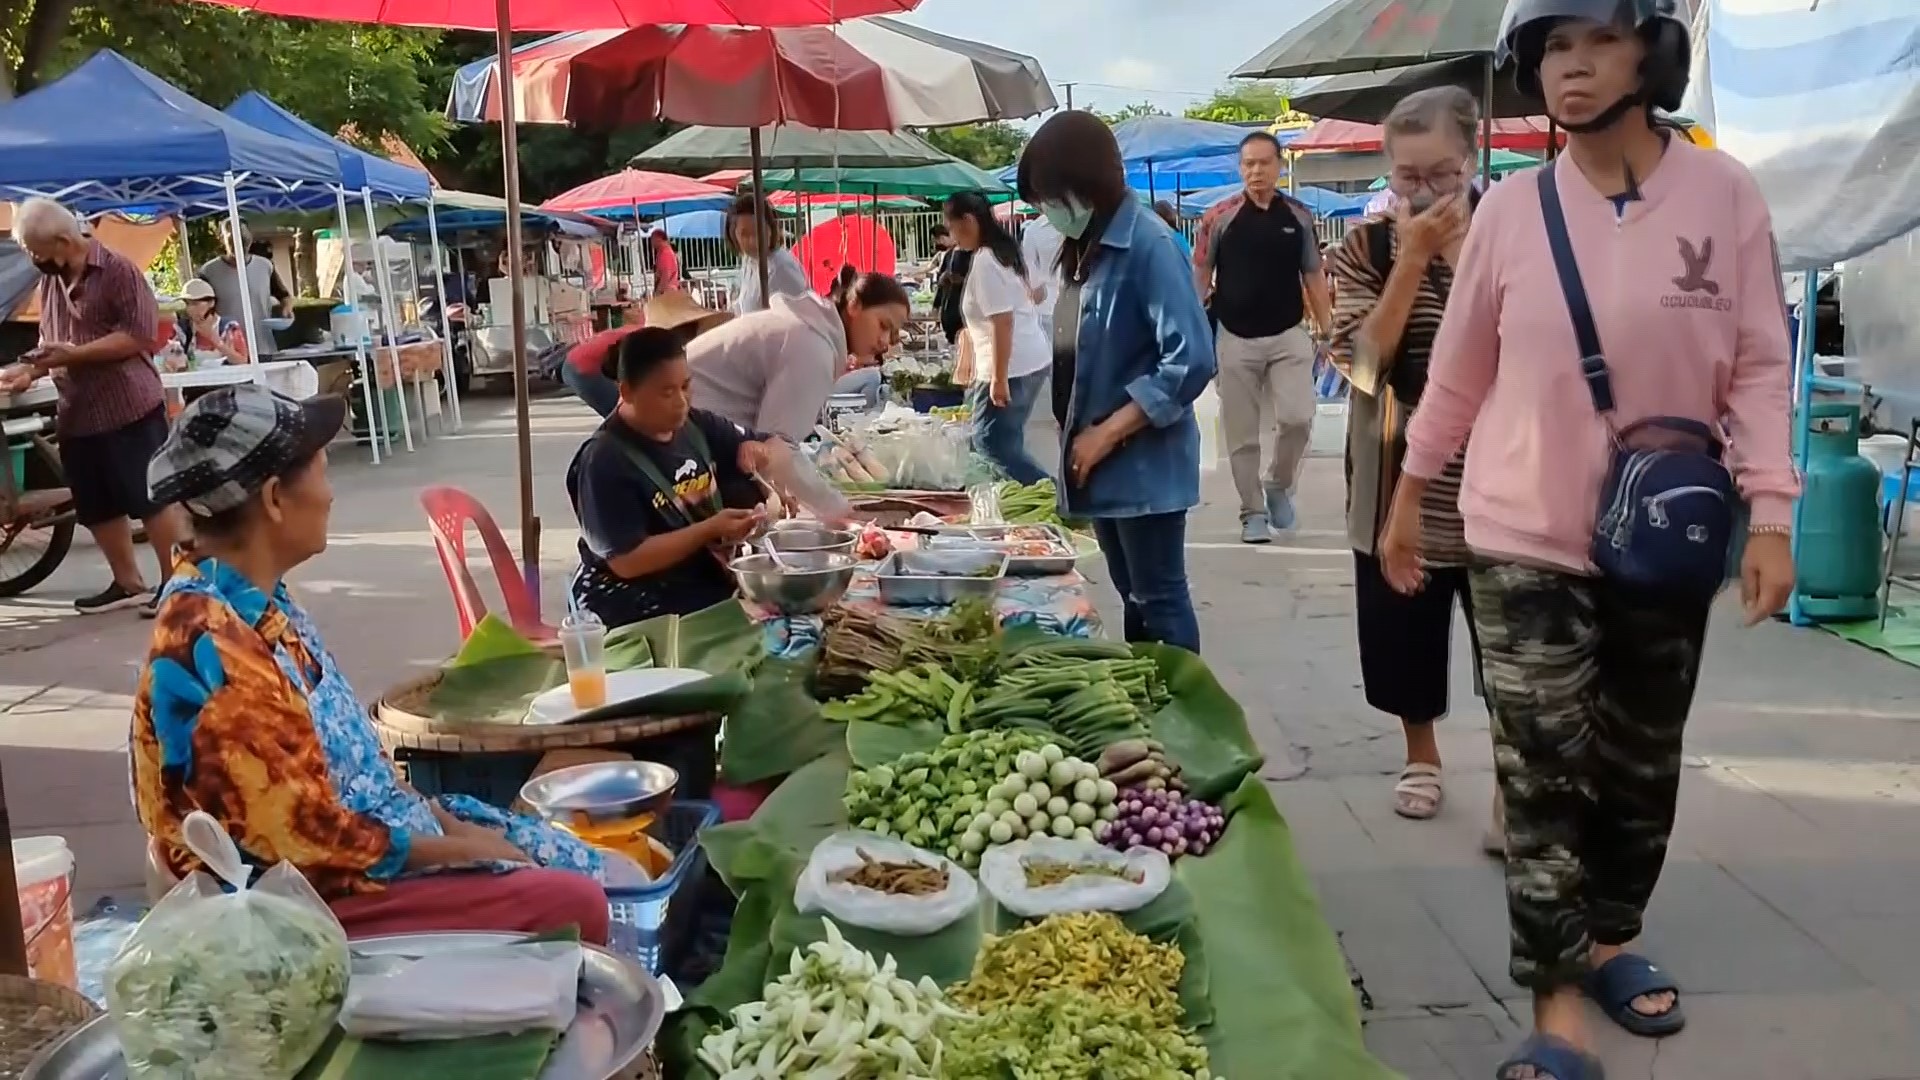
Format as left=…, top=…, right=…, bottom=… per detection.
left=1379, top=2, right=1796, bottom=1074
left=1016, top=111, right=1216, bottom=654
left=1193, top=131, right=1334, bottom=544
left=1327, top=86, right=1485, bottom=827
left=1, top=198, right=187, bottom=616
left=688, top=266, right=910, bottom=441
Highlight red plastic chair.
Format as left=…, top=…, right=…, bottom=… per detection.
left=420, top=486, right=556, bottom=645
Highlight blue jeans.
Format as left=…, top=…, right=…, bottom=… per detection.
left=966, top=371, right=1049, bottom=485
left=1091, top=512, right=1199, bottom=653
left=560, top=362, right=620, bottom=418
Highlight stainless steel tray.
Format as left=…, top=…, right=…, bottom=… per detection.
left=25, top=933, right=665, bottom=1080
left=875, top=549, right=1007, bottom=606
left=926, top=523, right=1079, bottom=577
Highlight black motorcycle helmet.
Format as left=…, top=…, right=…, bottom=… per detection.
left=1496, top=0, right=1691, bottom=130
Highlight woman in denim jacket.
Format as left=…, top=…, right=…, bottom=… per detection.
left=1016, top=110, right=1217, bottom=653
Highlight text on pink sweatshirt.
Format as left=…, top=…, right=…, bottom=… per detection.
left=1403, top=140, right=1798, bottom=575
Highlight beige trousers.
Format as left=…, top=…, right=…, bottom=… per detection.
left=1216, top=325, right=1317, bottom=518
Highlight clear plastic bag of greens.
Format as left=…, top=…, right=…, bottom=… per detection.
left=761, top=440, right=853, bottom=523
left=794, top=831, right=978, bottom=936
left=108, top=812, right=350, bottom=1080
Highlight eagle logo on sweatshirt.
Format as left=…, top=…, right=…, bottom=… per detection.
left=1662, top=236, right=1733, bottom=311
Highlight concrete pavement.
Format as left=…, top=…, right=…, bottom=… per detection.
left=4, top=392, right=1919, bottom=1079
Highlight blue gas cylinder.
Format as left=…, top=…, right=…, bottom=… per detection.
left=1794, top=402, right=1882, bottom=621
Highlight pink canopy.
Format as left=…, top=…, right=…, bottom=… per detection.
left=1290, top=116, right=1563, bottom=154
left=541, top=169, right=731, bottom=215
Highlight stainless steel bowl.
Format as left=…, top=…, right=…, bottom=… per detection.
left=761, top=526, right=858, bottom=557
left=732, top=550, right=859, bottom=615
left=519, top=760, right=680, bottom=829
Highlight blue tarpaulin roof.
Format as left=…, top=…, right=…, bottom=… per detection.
left=1177, top=183, right=1365, bottom=219
left=225, top=91, right=431, bottom=204
left=0, top=50, right=340, bottom=216
left=1113, top=116, right=1268, bottom=166
left=655, top=209, right=727, bottom=240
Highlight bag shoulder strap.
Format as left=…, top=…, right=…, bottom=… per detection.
left=604, top=422, right=721, bottom=531
left=1535, top=166, right=1615, bottom=415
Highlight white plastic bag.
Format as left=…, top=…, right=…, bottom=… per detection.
left=108, top=812, right=350, bottom=1080
left=794, top=832, right=978, bottom=936
left=978, top=837, right=1171, bottom=918
left=340, top=940, right=581, bottom=1040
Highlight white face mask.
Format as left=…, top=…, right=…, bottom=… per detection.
left=1039, top=197, right=1095, bottom=239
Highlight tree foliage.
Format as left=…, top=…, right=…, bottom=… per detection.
left=920, top=122, right=1027, bottom=170
left=0, top=1, right=448, bottom=150
left=1096, top=101, right=1169, bottom=125
left=1184, top=80, right=1301, bottom=125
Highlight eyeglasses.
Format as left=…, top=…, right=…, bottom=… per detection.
left=1390, top=164, right=1466, bottom=191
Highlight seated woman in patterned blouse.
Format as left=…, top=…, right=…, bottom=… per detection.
left=132, top=385, right=622, bottom=943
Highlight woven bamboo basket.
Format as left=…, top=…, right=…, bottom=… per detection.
left=0, top=976, right=99, bottom=1078
left=373, top=669, right=719, bottom=756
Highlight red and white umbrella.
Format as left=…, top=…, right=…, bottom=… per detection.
left=204, top=0, right=916, bottom=30
left=540, top=168, right=732, bottom=216
left=446, top=17, right=1058, bottom=131
left=190, top=0, right=929, bottom=585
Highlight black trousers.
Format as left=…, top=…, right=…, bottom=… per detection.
left=1353, top=550, right=1481, bottom=724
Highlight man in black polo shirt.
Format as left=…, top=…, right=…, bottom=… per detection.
left=1193, top=132, right=1333, bottom=543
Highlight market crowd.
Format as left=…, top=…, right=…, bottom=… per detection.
left=14, top=0, right=1796, bottom=1075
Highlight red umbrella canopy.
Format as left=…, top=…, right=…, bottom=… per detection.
left=201, top=0, right=917, bottom=30
left=541, top=169, right=731, bottom=215
left=793, top=215, right=895, bottom=295
left=1290, top=116, right=1562, bottom=154
left=452, top=23, right=900, bottom=130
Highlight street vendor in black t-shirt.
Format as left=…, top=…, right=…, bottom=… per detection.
left=565, top=327, right=779, bottom=629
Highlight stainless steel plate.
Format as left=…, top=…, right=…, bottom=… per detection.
left=875, top=549, right=1007, bottom=607
left=519, top=760, right=681, bottom=828
left=25, top=934, right=665, bottom=1080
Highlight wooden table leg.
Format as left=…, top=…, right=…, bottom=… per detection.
left=0, top=762, right=27, bottom=977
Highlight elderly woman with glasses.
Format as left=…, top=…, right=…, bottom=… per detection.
left=1325, top=86, right=1490, bottom=825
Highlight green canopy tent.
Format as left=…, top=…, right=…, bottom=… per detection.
left=754, top=158, right=1011, bottom=199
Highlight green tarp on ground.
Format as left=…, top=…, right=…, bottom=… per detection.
left=660, top=642, right=1396, bottom=1079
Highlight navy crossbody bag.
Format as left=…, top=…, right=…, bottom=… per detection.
left=1536, top=166, right=1742, bottom=595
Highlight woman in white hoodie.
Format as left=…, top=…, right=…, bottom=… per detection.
left=689, top=268, right=910, bottom=440
left=727, top=194, right=810, bottom=315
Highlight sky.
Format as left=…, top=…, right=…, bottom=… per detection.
left=895, top=0, right=1335, bottom=120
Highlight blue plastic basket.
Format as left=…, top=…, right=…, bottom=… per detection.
left=604, top=799, right=721, bottom=976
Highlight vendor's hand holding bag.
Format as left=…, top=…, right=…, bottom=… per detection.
left=1537, top=167, right=1742, bottom=595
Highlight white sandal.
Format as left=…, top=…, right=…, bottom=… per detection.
left=1393, top=763, right=1444, bottom=820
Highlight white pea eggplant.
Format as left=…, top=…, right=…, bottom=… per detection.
left=696, top=918, right=967, bottom=1078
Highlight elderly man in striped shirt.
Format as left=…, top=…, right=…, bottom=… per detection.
left=3, top=198, right=185, bottom=615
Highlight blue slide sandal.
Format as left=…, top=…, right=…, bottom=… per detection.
left=1496, top=1034, right=1606, bottom=1080
left=1585, top=953, right=1686, bottom=1037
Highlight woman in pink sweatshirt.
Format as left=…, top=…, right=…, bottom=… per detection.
left=1379, top=1, right=1797, bottom=1076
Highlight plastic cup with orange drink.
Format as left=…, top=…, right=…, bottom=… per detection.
left=558, top=608, right=608, bottom=711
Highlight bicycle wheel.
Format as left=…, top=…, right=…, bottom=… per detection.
left=0, top=436, right=76, bottom=598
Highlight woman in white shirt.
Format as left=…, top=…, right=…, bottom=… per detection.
left=727, top=194, right=810, bottom=314
left=945, top=192, right=1052, bottom=485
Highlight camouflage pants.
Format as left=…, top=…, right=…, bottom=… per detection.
left=1469, top=563, right=1711, bottom=990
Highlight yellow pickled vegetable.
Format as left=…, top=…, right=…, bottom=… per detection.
left=947, top=911, right=1186, bottom=1026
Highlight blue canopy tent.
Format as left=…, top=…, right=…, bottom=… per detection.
left=225, top=90, right=445, bottom=454
left=1113, top=116, right=1274, bottom=203
left=0, top=51, right=340, bottom=217
left=0, top=50, right=343, bottom=408
left=1177, top=183, right=1365, bottom=220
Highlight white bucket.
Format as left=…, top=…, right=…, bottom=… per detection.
left=1860, top=434, right=1909, bottom=478
left=12, top=835, right=77, bottom=989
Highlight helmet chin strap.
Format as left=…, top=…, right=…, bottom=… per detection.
left=1551, top=91, right=1644, bottom=136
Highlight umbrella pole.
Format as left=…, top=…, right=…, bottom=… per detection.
left=749, top=128, right=772, bottom=302
left=1148, top=161, right=1157, bottom=205
left=871, top=184, right=879, bottom=268
left=426, top=201, right=463, bottom=432
left=0, top=763, right=25, bottom=977
left=362, top=190, right=414, bottom=452
left=1482, top=56, right=1495, bottom=179
left=494, top=0, right=540, bottom=597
